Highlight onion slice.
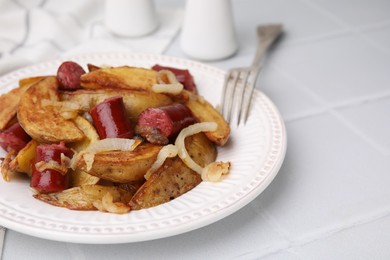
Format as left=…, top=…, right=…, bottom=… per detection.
left=152, top=69, right=184, bottom=95
left=175, top=122, right=217, bottom=174
left=152, top=83, right=183, bottom=94
left=144, top=144, right=178, bottom=180
left=85, top=138, right=136, bottom=153
left=93, top=192, right=130, bottom=214
left=201, top=161, right=230, bottom=182
left=71, top=138, right=140, bottom=172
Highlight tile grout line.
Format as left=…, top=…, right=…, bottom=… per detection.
left=330, top=111, right=390, bottom=156
left=357, top=20, right=390, bottom=32
left=270, top=65, right=390, bottom=157
left=273, top=0, right=390, bottom=156
left=283, top=91, right=390, bottom=123
left=247, top=202, right=306, bottom=259
left=257, top=207, right=390, bottom=259
left=280, top=30, right=351, bottom=49
left=297, top=0, right=390, bottom=56
left=295, top=0, right=351, bottom=29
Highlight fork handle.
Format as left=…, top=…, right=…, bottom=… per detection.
left=251, top=24, right=283, bottom=70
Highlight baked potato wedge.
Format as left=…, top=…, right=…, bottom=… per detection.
left=77, top=143, right=163, bottom=183
left=0, top=76, right=45, bottom=130
left=69, top=116, right=100, bottom=187
left=60, top=88, right=172, bottom=124
left=80, top=66, right=157, bottom=91
left=34, top=185, right=133, bottom=211
left=69, top=116, right=99, bottom=152
left=86, top=63, right=101, bottom=72
left=183, top=91, right=230, bottom=146
left=129, top=133, right=216, bottom=209
left=12, top=139, right=38, bottom=175
left=19, top=76, right=48, bottom=88
left=17, top=76, right=84, bottom=143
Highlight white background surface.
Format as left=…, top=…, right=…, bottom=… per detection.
left=2, top=0, right=390, bottom=259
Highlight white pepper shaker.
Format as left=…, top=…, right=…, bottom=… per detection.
left=180, top=0, right=238, bottom=61
left=104, top=0, right=159, bottom=37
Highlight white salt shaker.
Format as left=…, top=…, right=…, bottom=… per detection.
left=180, top=0, right=238, bottom=61
left=104, top=0, right=159, bottom=37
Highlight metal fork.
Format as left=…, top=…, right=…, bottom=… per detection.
left=221, top=24, right=283, bottom=126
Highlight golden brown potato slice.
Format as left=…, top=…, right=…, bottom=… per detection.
left=19, top=76, right=47, bottom=88
left=80, top=66, right=157, bottom=91
left=69, top=116, right=100, bottom=187
left=60, top=88, right=172, bottom=123
left=34, top=185, right=133, bottom=211
left=70, top=169, right=100, bottom=187
left=116, top=180, right=145, bottom=194
left=77, top=143, right=163, bottom=183
left=17, top=76, right=84, bottom=143
left=129, top=133, right=216, bottom=210
left=183, top=91, right=230, bottom=146
left=69, top=116, right=99, bottom=152
left=0, top=76, right=46, bottom=130
left=86, top=63, right=101, bottom=72
left=13, top=139, right=38, bottom=176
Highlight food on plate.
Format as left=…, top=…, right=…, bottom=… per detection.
left=152, top=64, right=197, bottom=94
left=30, top=142, right=74, bottom=193
left=57, top=61, right=86, bottom=90
left=0, top=76, right=45, bottom=130
left=0, top=122, right=31, bottom=153
left=13, top=140, right=38, bottom=175
left=80, top=66, right=157, bottom=91
left=77, top=142, right=162, bottom=183
left=90, top=96, right=134, bottom=139
left=183, top=91, right=230, bottom=146
left=60, top=88, right=173, bottom=124
left=34, top=185, right=133, bottom=213
left=130, top=133, right=216, bottom=209
left=136, top=103, right=198, bottom=145
left=17, top=76, right=85, bottom=143
left=0, top=60, right=231, bottom=214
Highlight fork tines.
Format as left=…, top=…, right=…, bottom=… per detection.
left=220, top=23, right=283, bottom=127
left=221, top=67, right=257, bottom=126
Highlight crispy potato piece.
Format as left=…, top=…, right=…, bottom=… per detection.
left=69, top=116, right=99, bottom=151
left=183, top=91, right=230, bottom=146
left=116, top=180, right=145, bottom=194
left=13, top=140, right=39, bottom=175
left=80, top=66, right=157, bottom=91
left=69, top=116, right=100, bottom=187
left=60, top=88, right=172, bottom=124
left=129, top=133, right=216, bottom=210
left=77, top=143, right=163, bottom=183
left=19, top=76, right=47, bottom=88
left=70, top=169, right=100, bottom=187
left=34, top=185, right=133, bottom=211
left=0, top=76, right=45, bottom=130
left=17, top=77, right=84, bottom=143
left=87, top=63, right=101, bottom=72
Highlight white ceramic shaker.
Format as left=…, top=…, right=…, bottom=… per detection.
left=180, top=0, right=238, bottom=61
left=104, top=0, right=159, bottom=37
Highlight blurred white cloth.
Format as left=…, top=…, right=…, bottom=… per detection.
left=0, top=0, right=183, bottom=75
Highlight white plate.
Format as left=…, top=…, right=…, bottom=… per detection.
left=0, top=52, right=286, bottom=244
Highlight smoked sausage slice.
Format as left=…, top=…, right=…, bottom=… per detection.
left=30, top=142, right=73, bottom=193
left=152, top=64, right=197, bottom=93
left=90, top=96, right=134, bottom=139
left=0, top=122, right=31, bottom=152
left=136, top=103, right=198, bottom=145
left=57, top=61, right=86, bottom=90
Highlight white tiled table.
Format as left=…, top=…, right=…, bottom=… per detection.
left=3, top=0, right=390, bottom=259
